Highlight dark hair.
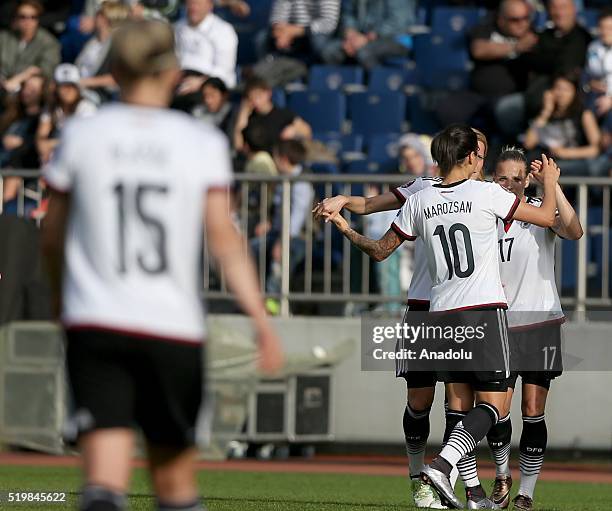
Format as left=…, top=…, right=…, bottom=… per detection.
left=203, top=76, right=228, bottom=94
left=599, top=7, right=612, bottom=22
left=552, top=69, right=583, bottom=119
left=493, top=145, right=528, bottom=175
left=430, top=123, right=478, bottom=176
left=275, top=139, right=306, bottom=165
left=244, top=76, right=271, bottom=96
left=16, top=0, right=43, bottom=16
left=242, top=123, right=272, bottom=153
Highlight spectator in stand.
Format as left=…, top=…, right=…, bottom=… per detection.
left=523, top=71, right=608, bottom=175
left=0, top=1, right=60, bottom=96
left=36, top=64, right=97, bottom=165
left=320, top=0, right=415, bottom=70
left=174, top=0, right=238, bottom=111
left=0, top=72, right=46, bottom=205
left=397, top=133, right=435, bottom=176
left=256, top=0, right=341, bottom=63
left=585, top=9, right=612, bottom=124
left=192, top=77, right=237, bottom=140
left=438, top=0, right=537, bottom=133
left=496, top=0, right=592, bottom=137
left=75, top=1, right=130, bottom=104
left=233, top=77, right=312, bottom=154
left=251, top=139, right=313, bottom=315
left=242, top=122, right=277, bottom=176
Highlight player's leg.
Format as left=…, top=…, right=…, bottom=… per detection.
left=487, top=377, right=517, bottom=508
left=404, top=380, right=442, bottom=508
left=134, top=339, right=206, bottom=511
left=147, top=445, right=203, bottom=510
left=514, top=380, right=549, bottom=511
left=444, top=382, right=473, bottom=489
left=66, top=330, right=136, bottom=511
left=79, top=430, right=134, bottom=511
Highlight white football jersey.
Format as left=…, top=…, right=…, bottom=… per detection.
left=392, top=179, right=519, bottom=312
left=498, top=196, right=564, bottom=329
left=44, top=103, right=232, bottom=343
left=392, top=177, right=442, bottom=305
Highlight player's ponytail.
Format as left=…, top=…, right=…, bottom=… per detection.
left=110, top=20, right=178, bottom=85
left=431, top=124, right=478, bottom=177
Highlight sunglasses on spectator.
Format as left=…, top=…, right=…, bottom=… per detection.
left=505, top=15, right=530, bottom=23
left=17, top=13, right=39, bottom=20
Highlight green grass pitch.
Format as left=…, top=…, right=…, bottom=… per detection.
left=0, top=465, right=611, bottom=510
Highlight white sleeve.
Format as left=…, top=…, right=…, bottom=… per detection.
left=211, top=24, right=238, bottom=88
left=391, top=195, right=418, bottom=241
left=391, top=178, right=422, bottom=203
left=489, top=182, right=520, bottom=222
left=43, top=121, right=76, bottom=193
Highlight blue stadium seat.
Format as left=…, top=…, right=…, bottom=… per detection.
left=272, top=88, right=286, bottom=108
left=406, top=94, right=440, bottom=135
left=367, top=134, right=401, bottom=172
left=577, top=9, right=599, bottom=31
left=431, top=7, right=487, bottom=42
left=369, top=67, right=407, bottom=92
left=309, top=65, right=365, bottom=91
left=314, top=132, right=364, bottom=156
left=309, top=162, right=341, bottom=202
left=533, top=10, right=548, bottom=30
left=288, top=91, right=346, bottom=133
left=413, top=34, right=470, bottom=90
left=348, top=92, right=406, bottom=136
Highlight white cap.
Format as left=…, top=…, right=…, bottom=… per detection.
left=54, top=63, right=81, bottom=85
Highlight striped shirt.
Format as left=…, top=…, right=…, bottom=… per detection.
left=270, top=0, right=340, bottom=35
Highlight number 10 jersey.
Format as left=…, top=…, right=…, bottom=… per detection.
left=392, top=179, right=519, bottom=312
left=44, top=104, right=232, bottom=343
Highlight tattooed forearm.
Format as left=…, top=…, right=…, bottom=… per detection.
left=342, top=227, right=403, bottom=262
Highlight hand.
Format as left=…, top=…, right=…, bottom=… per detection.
left=326, top=211, right=349, bottom=232
left=312, top=195, right=348, bottom=222
left=516, top=31, right=538, bottom=53
left=271, top=240, right=281, bottom=262
left=130, top=3, right=146, bottom=19
left=2, top=134, right=24, bottom=151
left=595, top=95, right=612, bottom=116
left=256, top=323, right=284, bottom=375
left=254, top=220, right=270, bottom=237
left=541, top=90, right=555, bottom=119
left=539, top=153, right=560, bottom=184
left=79, top=15, right=95, bottom=34
left=589, top=79, right=607, bottom=94
left=229, top=0, right=250, bottom=17
left=177, top=75, right=206, bottom=96
left=3, top=77, right=21, bottom=93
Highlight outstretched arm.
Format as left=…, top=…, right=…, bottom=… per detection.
left=313, top=191, right=401, bottom=220
left=327, top=214, right=404, bottom=262
left=529, top=160, right=583, bottom=240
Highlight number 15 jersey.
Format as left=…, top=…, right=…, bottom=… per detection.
left=44, top=104, right=232, bottom=343
left=392, top=179, right=519, bottom=312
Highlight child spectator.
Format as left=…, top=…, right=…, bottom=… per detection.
left=250, top=139, right=313, bottom=314
left=233, top=77, right=312, bottom=153
left=36, top=64, right=97, bottom=165
left=192, top=77, right=237, bottom=140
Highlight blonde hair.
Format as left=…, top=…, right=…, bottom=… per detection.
left=99, top=1, right=130, bottom=30
left=110, top=20, right=178, bottom=84
left=471, top=128, right=488, bottom=157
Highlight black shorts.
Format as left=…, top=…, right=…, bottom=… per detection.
left=506, top=323, right=563, bottom=390
left=65, top=328, right=205, bottom=448
left=397, top=302, right=438, bottom=388
left=436, top=308, right=510, bottom=393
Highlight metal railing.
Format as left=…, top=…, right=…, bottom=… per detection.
left=2, top=169, right=611, bottom=317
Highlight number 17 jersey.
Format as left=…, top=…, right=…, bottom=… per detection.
left=392, top=179, right=519, bottom=312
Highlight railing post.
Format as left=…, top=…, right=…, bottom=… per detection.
left=575, top=183, right=588, bottom=321
left=280, top=178, right=291, bottom=316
